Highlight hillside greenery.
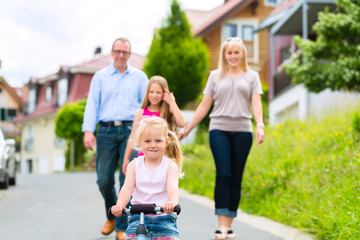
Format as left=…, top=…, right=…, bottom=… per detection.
left=180, top=108, right=360, bottom=240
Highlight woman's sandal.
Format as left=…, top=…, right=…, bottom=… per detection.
left=226, top=230, right=236, bottom=239
left=214, top=230, right=227, bottom=239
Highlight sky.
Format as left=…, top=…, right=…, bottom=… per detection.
left=0, top=0, right=224, bottom=87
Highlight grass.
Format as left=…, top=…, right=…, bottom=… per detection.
left=179, top=110, right=360, bottom=240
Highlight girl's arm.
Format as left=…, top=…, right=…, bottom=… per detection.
left=163, top=89, right=187, bottom=128
left=122, top=109, right=144, bottom=175
left=163, top=161, right=179, bottom=214
left=178, top=95, right=213, bottom=140
left=251, top=94, right=265, bottom=145
left=111, top=160, right=136, bottom=216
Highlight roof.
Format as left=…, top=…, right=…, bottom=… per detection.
left=185, top=0, right=255, bottom=36
left=35, top=52, right=145, bottom=84
left=256, top=0, right=337, bottom=34
left=0, top=78, right=22, bottom=104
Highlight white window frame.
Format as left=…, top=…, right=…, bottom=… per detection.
left=58, top=78, right=68, bottom=106
left=45, top=85, right=52, bottom=102
left=221, top=18, right=259, bottom=63
left=28, top=88, right=36, bottom=114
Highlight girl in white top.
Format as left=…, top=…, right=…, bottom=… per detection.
left=111, top=116, right=183, bottom=240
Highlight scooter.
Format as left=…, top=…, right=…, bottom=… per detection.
left=109, top=203, right=181, bottom=240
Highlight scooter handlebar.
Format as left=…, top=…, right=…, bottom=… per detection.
left=108, top=203, right=181, bottom=218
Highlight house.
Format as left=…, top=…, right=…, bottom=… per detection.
left=255, top=0, right=360, bottom=124
left=15, top=51, right=145, bottom=174
left=0, top=78, right=22, bottom=138
left=185, top=0, right=279, bottom=85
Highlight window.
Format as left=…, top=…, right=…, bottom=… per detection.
left=55, top=137, right=66, bottom=148
left=222, top=19, right=259, bottom=63
left=7, top=109, right=16, bottom=121
left=265, top=0, right=278, bottom=6
left=46, top=85, right=52, bottom=102
left=281, top=46, right=291, bottom=63
left=242, top=25, right=255, bottom=59
left=58, top=78, right=68, bottom=106
left=0, top=108, right=17, bottom=121
left=223, top=24, right=237, bottom=38
left=28, top=88, right=36, bottom=114
left=25, top=124, right=33, bottom=152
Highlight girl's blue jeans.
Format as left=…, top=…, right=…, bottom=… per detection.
left=125, top=214, right=179, bottom=240
left=209, top=130, right=253, bottom=218
left=96, top=123, right=138, bottom=232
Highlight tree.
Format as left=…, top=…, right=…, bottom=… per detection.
left=144, top=0, right=210, bottom=108
left=54, top=98, right=87, bottom=168
left=284, top=0, right=360, bottom=93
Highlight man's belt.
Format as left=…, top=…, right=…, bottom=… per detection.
left=99, top=120, right=132, bottom=127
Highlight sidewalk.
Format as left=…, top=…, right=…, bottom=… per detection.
left=178, top=189, right=313, bottom=240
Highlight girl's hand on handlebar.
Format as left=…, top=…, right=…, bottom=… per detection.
left=111, top=205, right=125, bottom=217
left=162, top=201, right=178, bottom=214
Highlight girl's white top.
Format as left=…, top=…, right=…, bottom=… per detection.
left=131, top=155, right=171, bottom=208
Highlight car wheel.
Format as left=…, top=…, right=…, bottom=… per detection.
left=0, top=173, right=9, bottom=189
left=9, top=175, right=16, bottom=186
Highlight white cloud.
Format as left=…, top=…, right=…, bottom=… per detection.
left=0, top=0, right=224, bottom=87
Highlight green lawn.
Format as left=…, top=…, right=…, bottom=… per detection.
left=180, top=110, right=360, bottom=240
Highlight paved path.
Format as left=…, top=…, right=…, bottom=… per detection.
left=0, top=172, right=312, bottom=240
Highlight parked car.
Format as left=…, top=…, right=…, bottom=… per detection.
left=0, top=129, right=17, bottom=189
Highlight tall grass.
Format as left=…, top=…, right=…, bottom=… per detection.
left=180, top=111, right=360, bottom=240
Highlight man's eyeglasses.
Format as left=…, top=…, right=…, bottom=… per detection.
left=225, top=37, right=243, bottom=44
left=112, top=50, right=130, bottom=56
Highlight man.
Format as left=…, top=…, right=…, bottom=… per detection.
left=82, top=37, right=148, bottom=240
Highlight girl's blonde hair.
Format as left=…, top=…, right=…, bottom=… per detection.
left=140, top=76, right=177, bottom=132
left=218, top=37, right=249, bottom=79
left=134, top=116, right=183, bottom=177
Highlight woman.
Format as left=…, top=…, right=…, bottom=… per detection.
left=179, top=37, right=265, bottom=239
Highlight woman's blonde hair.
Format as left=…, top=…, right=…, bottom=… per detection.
left=134, top=116, right=183, bottom=177
left=140, top=76, right=177, bottom=132
left=218, top=37, right=249, bottom=78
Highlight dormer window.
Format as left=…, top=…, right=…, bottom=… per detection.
left=46, top=85, right=52, bottom=102
left=58, top=78, right=68, bottom=106
left=28, top=88, right=36, bottom=114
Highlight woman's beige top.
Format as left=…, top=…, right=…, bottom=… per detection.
left=203, top=69, right=263, bottom=132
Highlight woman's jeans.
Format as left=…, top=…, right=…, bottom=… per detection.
left=125, top=214, right=179, bottom=240
left=96, top=123, right=138, bottom=232
left=209, top=130, right=253, bottom=218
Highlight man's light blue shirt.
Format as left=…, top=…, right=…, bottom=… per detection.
left=82, top=63, right=148, bottom=132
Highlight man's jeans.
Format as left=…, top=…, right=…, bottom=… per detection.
left=96, top=123, right=138, bottom=232
left=209, top=130, right=253, bottom=218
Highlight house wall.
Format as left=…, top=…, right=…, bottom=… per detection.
left=0, top=86, right=18, bottom=109
left=269, top=84, right=308, bottom=124
left=269, top=84, right=360, bottom=125
left=0, top=83, right=21, bottom=137
left=20, top=115, right=66, bottom=174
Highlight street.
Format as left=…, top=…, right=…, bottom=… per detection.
left=0, top=172, right=306, bottom=240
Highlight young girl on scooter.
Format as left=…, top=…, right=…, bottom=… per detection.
left=111, top=116, right=183, bottom=240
